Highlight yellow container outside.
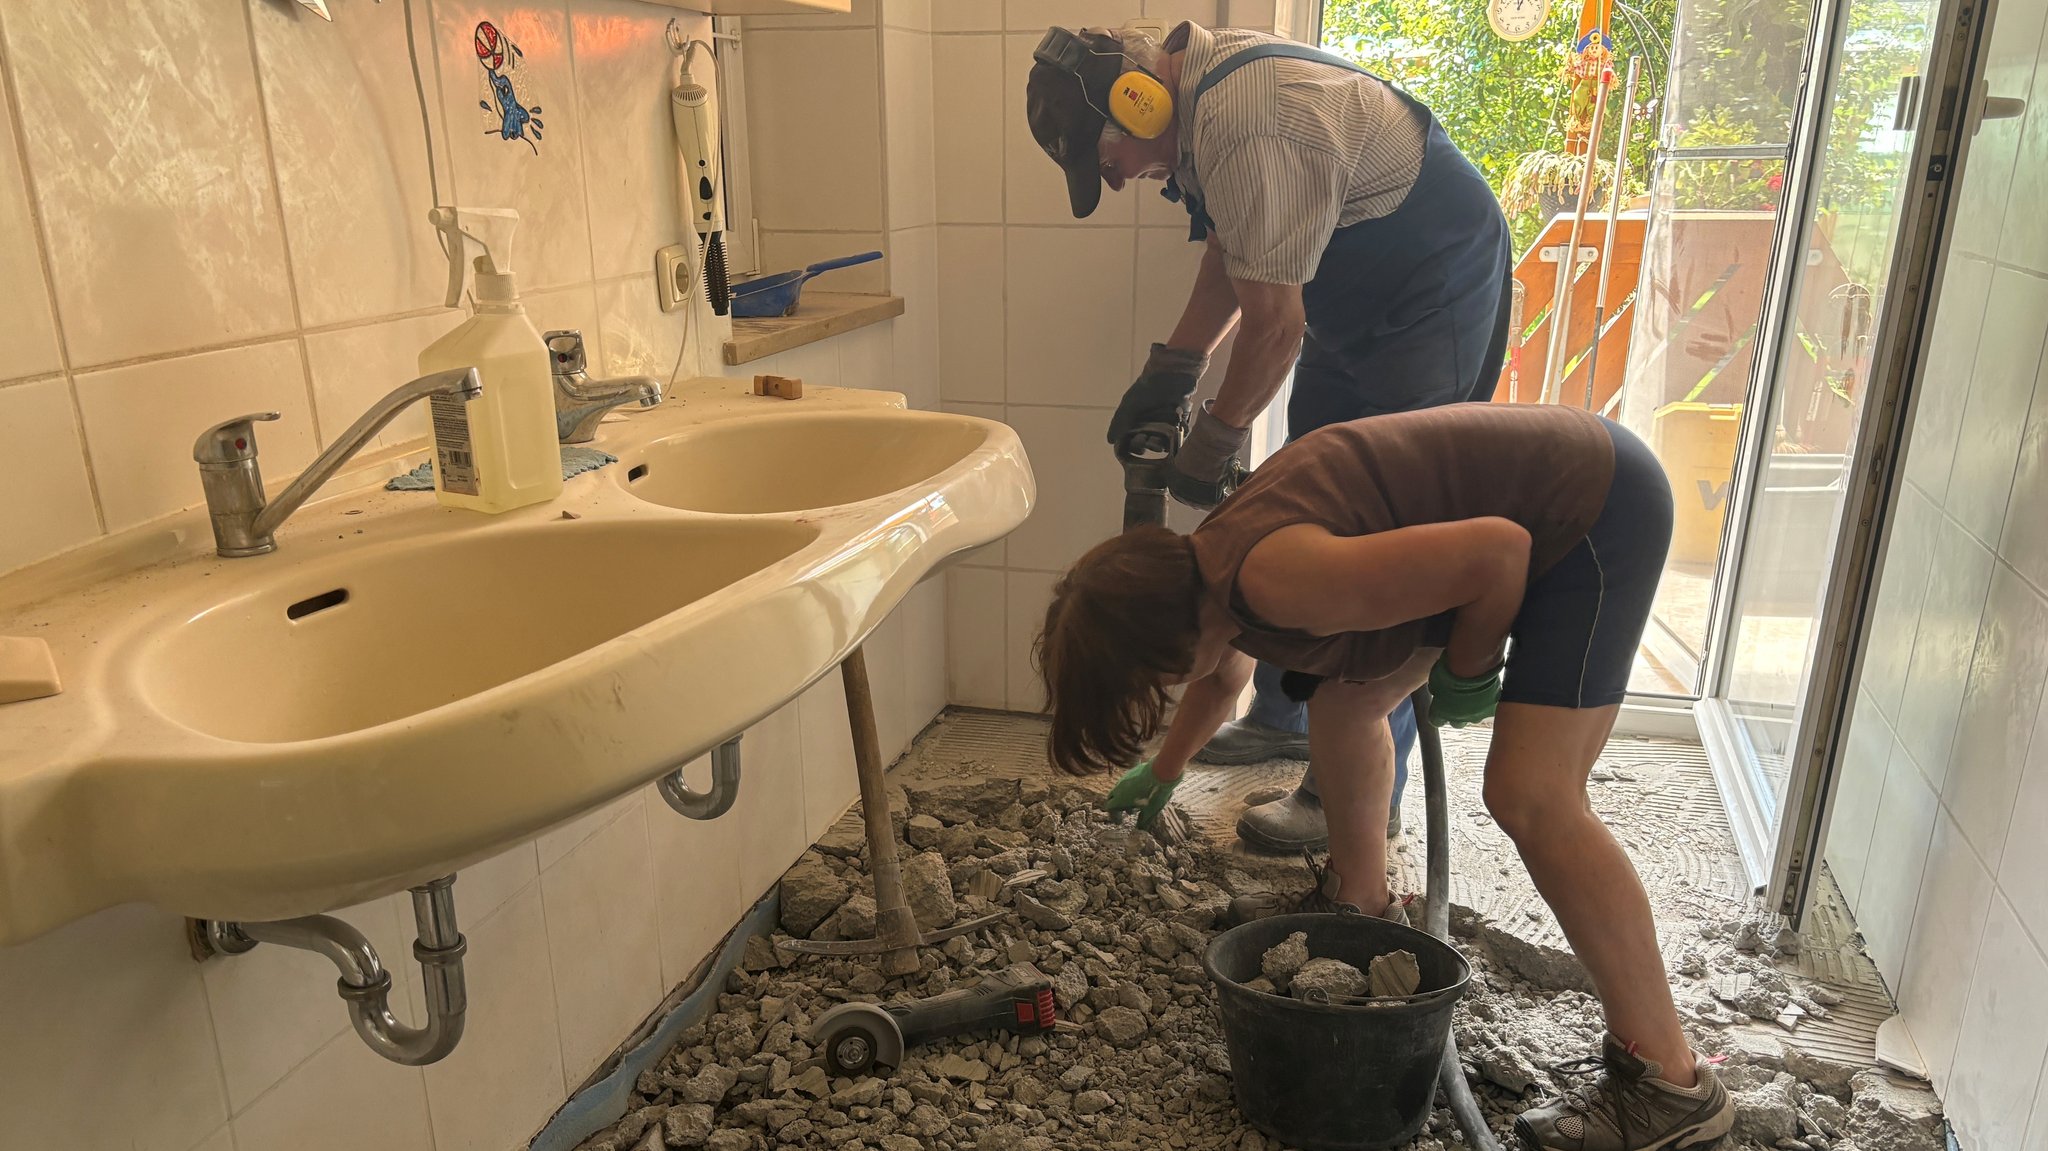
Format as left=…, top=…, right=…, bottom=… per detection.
left=1652, top=401, right=1743, bottom=569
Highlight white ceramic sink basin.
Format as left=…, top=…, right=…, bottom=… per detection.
left=619, top=409, right=993, bottom=514
left=0, top=381, right=1034, bottom=941
left=137, top=519, right=817, bottom=744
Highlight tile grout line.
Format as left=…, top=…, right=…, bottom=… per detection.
left=0, top=4, right=107, bottom=535
left=563, top=0, right=614, bottom=379
left=237, top=0, right=326, bottom=450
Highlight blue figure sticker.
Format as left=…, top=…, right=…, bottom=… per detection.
left=474, top=20, right=542, bottom=152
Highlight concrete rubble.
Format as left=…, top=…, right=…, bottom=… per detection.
left=571, top=766, right=1944, bottom=1151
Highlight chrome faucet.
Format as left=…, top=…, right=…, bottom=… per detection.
left=544, top=329, right=663, bottom=444
left=193, top=367, right=482, bottom=557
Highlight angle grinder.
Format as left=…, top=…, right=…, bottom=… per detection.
left=807, top=963, right=1059, bottom=1077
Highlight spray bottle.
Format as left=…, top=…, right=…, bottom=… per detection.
left=419, top=207, right=563, bottom=513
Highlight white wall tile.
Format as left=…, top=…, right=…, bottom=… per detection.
left=1999, top=28, right=2048, bottom=276
left=944, top=401, right=1010, bottom=568
left=938, top=226, right=1007, bottom=403
left=1003, top=33, right=1140, bottom=226
left=1003, top=404, right=1122, bottom=571
left=421, top=883, right=565, bottom=1151
left=1895, top=515, right=1997, bottom=789
left=303, top=312, right=465, bottom=455
left=1004, top=0, right=1144, bottom=29
left=1897, top=810, right=1997, bottom=1090
left=1864, top=483, right=1940, bottom=723
left=1997, top=680, right=2048, bottom=943
left=1005, top=569, right=1057, bottom=712
left=885, top=0, right=934, bottom=30
left=1133, top=227, right=1210, bottom=368
left=190, top=1127, right=235, bottom=1151
left=2025, top=1066, right=2048, bottom=1151
left=935, top=0, right=1006, bottom=30
left=736, top=702, right=811, bottom=905
left=1828, top=691, right=1895, bottom=912
left=743, top=29, right=886, bottom=232
left=1944, top=565, right=2048, bottom=862
left=838, top=320, right=899, bottom=394
left=757, top=231, right=892, bottom=295
left=0, top=82, right=60, bottom=381
left=231, top=1027, right=433, bottom=1151
left=1946, top=895, right=2048, bottom=1150
left=884, top=30, right=938, bottom=229
left=433, top=0, right=594, bottom=292
left=454, top=840, right=540, bottom=928
left=0, top=905, right=228, bottom=1151
left=1947, top=269, right=2048, bottom=546
left=248, top=0, right=449, bottom=328
left=904, top=577, right=949, bottom=729
left=644, top=764, right=746, bottom=991
left=4, top=0, right=294, bottom=365
left=1005, top=227, right=1136, bottom=405
left=932, top=35, right=1005, bottom=224
left=535, top=790, right=640, bottom=874
left=1860, top=737, right=1942, bottom=985
left=889, top=225, right=941, bottom=409
left=541, top=801, right=664, bottom=1083
left=2001, top=357, right=2048, bottom=593
left=947, top=565, right=1008, bottom=707
left=1906, top=256, right=1994, bottom=503
left=571, top=4, right=699, bottom=280
left=73, top=341, right=317, bottom=533
left=775, top=325, right=847, bottom=388
left=798, top=672, right=861, bottom=841
left=596, top=274, right=693, bottom=381
left=202, top=894, right=413, bottom=1113
left=1143, top=0, right=1220, bottom=21
left=0, top=379, right=100, bottom=574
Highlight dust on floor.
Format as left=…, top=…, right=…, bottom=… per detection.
left=572, top=712, right=1942, bottom=1151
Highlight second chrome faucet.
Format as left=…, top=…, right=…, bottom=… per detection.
left=544, top=329, right=663, bottom=443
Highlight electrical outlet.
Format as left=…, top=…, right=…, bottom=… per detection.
left=656, top=244, right=691, bottom=314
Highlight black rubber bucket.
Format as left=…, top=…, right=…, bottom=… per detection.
left=1204, top=912, right=1472, bottom=1151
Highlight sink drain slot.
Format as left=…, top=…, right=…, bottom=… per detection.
left=627, top=463, right=651, bottom=482
left=286, top=588, right=349, bottom=620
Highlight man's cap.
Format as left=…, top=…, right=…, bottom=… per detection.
left=1026, top=27, right=1130, bottom=219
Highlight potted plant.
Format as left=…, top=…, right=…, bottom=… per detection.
left=1502, top=147, right=1616, bottom=222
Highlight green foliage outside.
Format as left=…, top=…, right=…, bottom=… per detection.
left=1320, top=0, right=1930, bottom=266
left=1321, top=0, right=1679, bottom=253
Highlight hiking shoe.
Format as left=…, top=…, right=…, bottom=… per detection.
left=1514, top=1034, right=1734, bottom=1151
left=1226, top=850, right=1411, bottom=926
left=1194, top=719, right=1310, bottom=765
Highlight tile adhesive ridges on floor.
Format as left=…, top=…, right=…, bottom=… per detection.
left=909, top=710, right=1888, bottom=1069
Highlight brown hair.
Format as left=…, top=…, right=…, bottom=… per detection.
left=1034, top=526, right=1203, bottom=776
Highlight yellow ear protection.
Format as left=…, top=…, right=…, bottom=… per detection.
left=1033, top=27, right=1174, bottom=140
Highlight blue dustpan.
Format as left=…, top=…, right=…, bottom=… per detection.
left=730, top=250, right=883, bottom=318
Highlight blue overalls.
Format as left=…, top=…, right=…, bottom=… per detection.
left=1170, top=43, right=1515, bottom=809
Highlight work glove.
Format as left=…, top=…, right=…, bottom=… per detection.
left=1167, top=404, right=1250, bottom=511
left=1107, top=344, right=1210, bottom=449
left=1426, top=654, right=1503, bottom=728
left=1104, top=760, right=1180, bottom=830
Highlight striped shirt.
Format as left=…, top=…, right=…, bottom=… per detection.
left=1167, top=22, right=1429, bottom=286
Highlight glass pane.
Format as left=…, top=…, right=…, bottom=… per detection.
left=1720, top=0, right=1936, bottom=812
left=1613, top=0, right=1816, bottom=696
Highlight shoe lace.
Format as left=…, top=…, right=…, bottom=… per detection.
left=1546, top=1047, right=1657, bottom=1145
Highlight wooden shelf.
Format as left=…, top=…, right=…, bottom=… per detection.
left=723, top=292, right=905, bottom=366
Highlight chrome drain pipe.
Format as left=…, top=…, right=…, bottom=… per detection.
left=199, top=875, right=468, bottom=1066
left=658, top=735, right=743, bottom=820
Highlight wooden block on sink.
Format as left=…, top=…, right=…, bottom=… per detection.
left=753, top=374, right=804, bottom=400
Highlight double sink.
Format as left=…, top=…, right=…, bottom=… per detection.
left=0, top=383, right=1032, bottom=944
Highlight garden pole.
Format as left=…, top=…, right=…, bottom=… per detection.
left=1584, top=55, right=1642, bottom=409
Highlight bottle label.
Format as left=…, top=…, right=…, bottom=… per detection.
left=431, top=391, right=481, bottom=496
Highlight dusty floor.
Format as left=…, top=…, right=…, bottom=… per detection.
left=574, top=712, right=1943, bottom=1151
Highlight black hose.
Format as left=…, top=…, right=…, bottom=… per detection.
left=1412, top=685, right=1502, bottom=1151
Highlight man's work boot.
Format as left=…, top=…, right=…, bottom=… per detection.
left=1225, top=851, right=1411, bottom=926
left=1514, top=1034, right=1733, bottom=1151
left=1193, top=718, right=1310, bottom=765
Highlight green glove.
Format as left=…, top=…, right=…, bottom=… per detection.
left=1427, top=655, right=1503, bottom=728
left=1104, top=760, right=1179, bottom=830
